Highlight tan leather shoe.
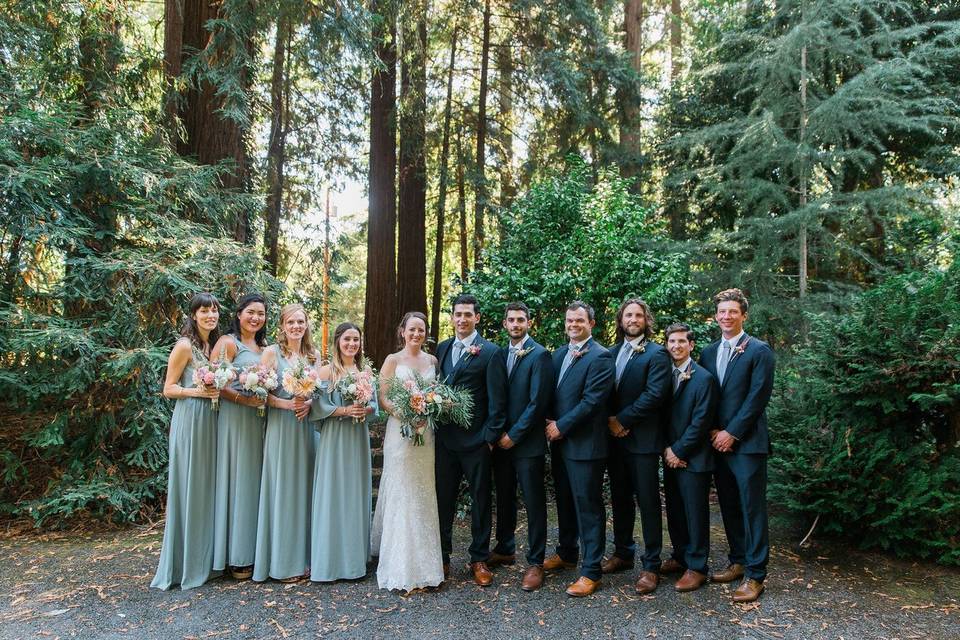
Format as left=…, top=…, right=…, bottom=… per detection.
left=675, top=569, right=708, bottom=592
left=660, top=558, right=684, bottom=575
left=565, top=576, right=601, bottom=597
left=711, top=563, right=745, bottom=583
left=600, top=555, right=634, bottom=574
left=634, top=570, right=660, bottom=594
left=521, top=565, right=544, bottom=591
left=543, top=554, right=577, bottom=571
left=443, top=563, right=450, bottom=580
left=732, top=578, right=765, bottom=602
left=230, top=565, right=253, bottom=580
left=468, top=561, right=494, bottom=587
left=487, top=551, right=517, bottom=567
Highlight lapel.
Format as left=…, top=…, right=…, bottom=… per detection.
left=507, top=336, right=531, bottom=383
left=720, top=333, right=750, bottom=390
left=449, top=335, right=481, bottom=383
left=618, top=338, right=646, bottom=387
left=436, top=339, right=453, bottom=378
left=558, top=337, right=592, bottom=388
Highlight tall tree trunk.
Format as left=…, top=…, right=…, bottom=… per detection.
left=430, top=23, right=459, bottom=345
left=473, top=0, right=492, bottom=271
left=669, top=0, right=682, bottom=81
left=457, top=130, right=469, bottom=283
left=396, top=3, right=428, bottom=316
left=163, top=0, right=253, bottom=242
left=664, top=0, right=687, bottom=238
left=618, top=0, right=644, bottom=185
left=497, top=41, right=515, bottom=214
left=364, top=0, right=398, bottom=366
left=263, top=15, right=290, bottom=276
left=798, top=43, right=808, bottom=298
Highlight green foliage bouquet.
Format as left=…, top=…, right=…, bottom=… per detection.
left=386, top=373, right=473, bottom=446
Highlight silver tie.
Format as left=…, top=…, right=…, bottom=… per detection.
left=557, top=345, right=579, bottom=386
left=452, top=340, right=465, bottom=365
left=718, top=341, right=732, bottom=384
left=507, top=346, right=519, bottom=376
left=615, top=342, right=632, bottom=384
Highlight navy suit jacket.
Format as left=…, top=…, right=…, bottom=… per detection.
left=497, top=337, right=554, bottom=458
left=667, top=362, right=718, bottom=473
left=608, top=339, right=672, bottom=454
left=436, top=334, right=507, bottom=451
left=698, top=333, right=775, bottom=455
left=549, top=337, right=614, bottom=461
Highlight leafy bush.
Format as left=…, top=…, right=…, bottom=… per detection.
left=771, top=260, right=960, bottom=564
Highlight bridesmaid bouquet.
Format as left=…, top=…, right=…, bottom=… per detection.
left=238, top=364, right=280, bottom=417
left=192, top=360, right=236, bottom=411
left=386, top=373, right=473, bottom=446
left=282, top=359, right=319, bottom=398
left=336, top=364, right=377, bottom=423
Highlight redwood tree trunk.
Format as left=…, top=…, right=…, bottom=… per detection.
left=618, top=0, right=643, bottom=185
left=497, top=41, right=515, bottom=213
left=364, top=0, right=398, bottom=366
left=263, top=15, right=290, bottom=276
left=473, top=0, right=491, bottom=271
left=396, top=4, right=428, bottom=317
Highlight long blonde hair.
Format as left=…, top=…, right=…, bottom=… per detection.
left=277, top=303, right=318, bottom=363
left=330, top=322, right=364, bottom=383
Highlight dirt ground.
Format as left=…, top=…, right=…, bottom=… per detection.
left=1, top=507, right=958, bottom=640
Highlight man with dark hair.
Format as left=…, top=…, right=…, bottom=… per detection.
left=543, top=301, right=614, bottom=597
left=487, top=302, right=554, bottom=591
left=602, top=297, right=672, bottom=594
left=699, top=288, right=775, bottom=603
left=435, top=294, right=507, bottom=586
left=662, top=323, right=717, bottom=592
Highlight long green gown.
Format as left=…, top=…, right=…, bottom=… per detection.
left=213, top=337, right=265, bottom=572
left=151, top=341, right=220, bottom=590
left=253, top=346, right=316, bottom=581
left=308, top=379, right=376, bottom=582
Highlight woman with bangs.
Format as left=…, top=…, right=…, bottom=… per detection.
left=210, top=293, right=269, bottom=581
left=152, top=292, right=223, bottom=591
left=309, top=322, right=377, bottom=582
left=253, top=303, right=321, bottom=582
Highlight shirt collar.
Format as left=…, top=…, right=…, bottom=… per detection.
left=510, top=335, right=528, bottom=349
left=624, top=335, right=644, bottom=349
left=722, top=331, right=745, bottom=348
left=673, top=358, right=692, bottom=373
left=568, top=337, right=590, bottom=351
left=457, top=331, right=479, bottom=348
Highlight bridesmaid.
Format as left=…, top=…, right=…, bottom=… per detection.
left=152, top=292, right=222, bottom=590
left=309, top=322, right=377, bottom=582
left=211, top=293, right=269, bottom=580
left=253, top=303, right=320, bottom=582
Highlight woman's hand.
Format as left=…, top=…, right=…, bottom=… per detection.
left=293, top=396, right=312, bottom=420
left=193, top=386, right=220, bottom=400
left=344, top=404, right=367, bottom=420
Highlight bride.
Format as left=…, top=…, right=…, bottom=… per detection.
left=371, top=311, right=445, bottom=592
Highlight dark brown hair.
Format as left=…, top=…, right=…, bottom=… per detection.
left=566, top=300, right=595, bottom=321
left=396, top=311, right=429, bottom=349
left=181, top=292, right=221, bottom=353
left=330, top=322, right=363, bottom=383
left=614, top=297, right=655, bottom=343
left=713, top=288, right=750, bottom=313
left=664, top=322, right=694, bottom=342
left=504, top=301, right=530, bottom=319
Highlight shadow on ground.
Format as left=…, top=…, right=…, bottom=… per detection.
left=1, top=506, right=957, bottom=639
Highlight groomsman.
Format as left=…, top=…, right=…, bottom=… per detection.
left=543, top=301, right=614, bottom=597
left=488, top=302, right=554, bottom=591
left=662, top=323, right=717, bottom=592
left=698, top=288, right=775, bottom=603
left=435, top=294, right=507, bottom=586
left=602, top=298, right=672, bottom=594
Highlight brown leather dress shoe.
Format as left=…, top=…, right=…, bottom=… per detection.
left=660, top=558, right=684, bottom=575
left=542, top=554, right=577, bottom=571
left=565, top=576, right=601, bottom=597
left=674, top=570, right=708, bottom=592
left=711, top=563, right=745, bottom=584
left=634, top=570, right=660, bottom=594
left=732, top=578, right=765, bottom=602
left=443, top=563, right=450, bottom=580
left=600, top=555, right=634, bottom=574
left=487, top=551, right=516, bottom=567
left=521, top=565, right=544, bottom=591
left=468, top=561, right=494, bottom=586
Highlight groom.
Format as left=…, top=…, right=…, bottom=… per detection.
left=435, top=294, right=507, bottom=586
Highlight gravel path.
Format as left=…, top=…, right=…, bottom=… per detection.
left=1, top=508, right=957, bottom=640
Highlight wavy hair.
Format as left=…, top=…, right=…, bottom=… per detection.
left=277, top=303, right=317, bottom=363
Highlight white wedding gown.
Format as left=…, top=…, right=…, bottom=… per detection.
left=371, top=364, right=444, bottom=591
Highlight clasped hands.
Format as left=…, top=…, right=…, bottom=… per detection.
left=710, top=429, right=736, bottom=453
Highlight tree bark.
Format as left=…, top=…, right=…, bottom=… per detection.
left=473, top=0, right=492, bottom=271
left=263, top=14, right=290, bottom=277
left=497, top=41, right=515, bottom=214
left=457, top=130, right=469, bottom=283
left=364, top=0, right=398, bottom=366
left=618, top=0, right=644, bottom=185
left=163, top=0, right=253, bottom=242
left=669, top=0, right=682, bottom=81
left=396, top=2, right=428, bottom=317
left=430, top=23, right=459, bottom=345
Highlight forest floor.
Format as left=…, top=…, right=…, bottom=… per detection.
left=1, top=507, right=958, bottom=640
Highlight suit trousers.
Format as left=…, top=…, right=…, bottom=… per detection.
left=714, top=452, right=768, bottom=581
left=551, top=450, right=605, bottom=581
left=435, top=440, right=492, bottom=564
left=491, top=449, right=547, bottom=565
left=664, top=467, right=711, bottom=574
left=608, top=445, right=663, bottom=572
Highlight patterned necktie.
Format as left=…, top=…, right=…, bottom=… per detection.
left=718, top=341, right=732, bottom=384
left=557, top=344, right=579, bottom=387
left=615, top=342, right=632, bottom=384
left=673, top=367, right=682, bottom=392
left=507, top=346, right=519, bottom=376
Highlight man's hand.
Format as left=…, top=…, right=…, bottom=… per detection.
left=607, top=416, right=629, bottom=438
left=711, top=429, right=736, bottom=453
left=545, top=420, right=562, bottom=442
left=498, top=433, right=515, bottom=449
left=664, top=446, right=687, bottom=469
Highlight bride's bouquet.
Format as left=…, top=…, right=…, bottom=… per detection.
left=335, top=360, right=377, bottom=423
left=386, top=373, right=473, bottom=446
left=237, top=364, right=280, bottom=417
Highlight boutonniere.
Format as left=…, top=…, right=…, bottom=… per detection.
left=571, top=347, right=589, bottom=360
left=514, top=346, right=534, bottom=360
left=466, top=344, right=482, bottom=357
left=630, top=340, right=647, bottom=356
left=678, top=369, right=693, bottom=383
left=731, top=337, right=751, bottom=359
